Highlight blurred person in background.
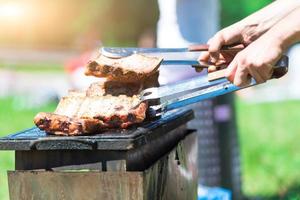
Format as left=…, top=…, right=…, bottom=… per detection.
left=157, top=0, right=219, bottom=84
left=138, top=29, right=156, bottom=48
left=65, top=30, right=101, bottom=90
left=157, top=0, right=242, bottom=199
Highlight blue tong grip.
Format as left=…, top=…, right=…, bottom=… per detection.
left=164, top=55, right=288, bottom=112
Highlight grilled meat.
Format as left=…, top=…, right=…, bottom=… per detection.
left=85, top=54, right=163, bottom=82
left=86, top=81, right=143, bottom=97
left=34, top=112, right=103, bottom=136
left=34, top=54, right=161, bottom=136
left=34, top=82, right=148, bottom=136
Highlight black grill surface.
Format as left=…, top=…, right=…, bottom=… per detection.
left=0, top=109, right=194, bottom=151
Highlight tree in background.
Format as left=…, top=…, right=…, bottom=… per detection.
left=221, top=0, right=272, bottom=26
left=0, top=0, right=272, bottom=48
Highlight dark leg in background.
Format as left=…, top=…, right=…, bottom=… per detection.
left=187, top=94, right=243, bottom=200
left=215, top=94, right=243, bottom=200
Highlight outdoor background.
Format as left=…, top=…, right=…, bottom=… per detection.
left=1, top=0, right=300, bottom=199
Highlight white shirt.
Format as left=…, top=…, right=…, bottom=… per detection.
left=157, top=0, right=219, bottom=84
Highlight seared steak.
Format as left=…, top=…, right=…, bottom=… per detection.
left=85, top=54, right=163, bottom=82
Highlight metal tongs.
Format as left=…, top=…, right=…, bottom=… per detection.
left=102, top=44, right=244, bottom=66
left=102, top=45, right=289, bottom=117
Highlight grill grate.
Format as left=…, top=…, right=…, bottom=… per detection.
left=0, top=109, right=194, bottom=151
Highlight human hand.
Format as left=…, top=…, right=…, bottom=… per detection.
left=198, top=0, right=300, bottom=86
left=200, top=0, right=300, bottom=63
left=199, top=21, right=266, bottom=64
left=224, top=35, right=283, bottom=87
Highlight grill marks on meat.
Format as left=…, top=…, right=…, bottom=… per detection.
left=86, top=81, right=143, bottom=97
left=34, top=82, right=148, bottom=136
left=85, top=54, right=163, bottom=82
left=34, top=112, right=103, bottom=136
left=34, top=54, right=162, bottom=136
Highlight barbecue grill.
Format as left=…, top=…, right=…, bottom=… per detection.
left=0, top=109, right=198, bottom=200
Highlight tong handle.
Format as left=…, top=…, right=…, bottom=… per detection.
left=188, top=43, right=244, bottom=52
left=154, top=55, right=289, bottom=116
left=208, top=55, right=289, bottom=81
left=272, top=55, right=289, bottom=79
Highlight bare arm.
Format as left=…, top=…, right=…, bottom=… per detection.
left=199, top=0, right=300, bottom=86
left=225, top=7, right=300, bottom=86
left=206, top=0, right=300, bottom=60
left=268, top=8, right=300, bottom=50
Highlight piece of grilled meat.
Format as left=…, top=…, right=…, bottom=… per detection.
left=34, top=82, right=148, bottom=136
left=85, top=54, right=163, bottom=82
left=34, top=54, right=161, bottom=136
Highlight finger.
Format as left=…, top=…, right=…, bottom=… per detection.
left=233, top=66, right=251, bottom=87
left=208, top=33, right=225, bottom=62
left=208, top=32, right=242, bottom=63
left=247, top=67, right=265, bottom=84
left=208, top=65, right=218, bottom=73
left=221, top=51, right=238, bottom=64
left=225, top=58, right=238, bottom=83
left=259, top=64, right=273, bottom=81
left=198, top=52, right=211, bottom=63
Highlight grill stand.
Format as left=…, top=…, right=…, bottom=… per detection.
left=2, top=110, right=198, bottom=200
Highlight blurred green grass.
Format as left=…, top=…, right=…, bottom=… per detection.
left=0, top=97, right=300, bottom=199
left=236, top=100, right=300, bottom=198
left=0, top=97, right=56, bottom=200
